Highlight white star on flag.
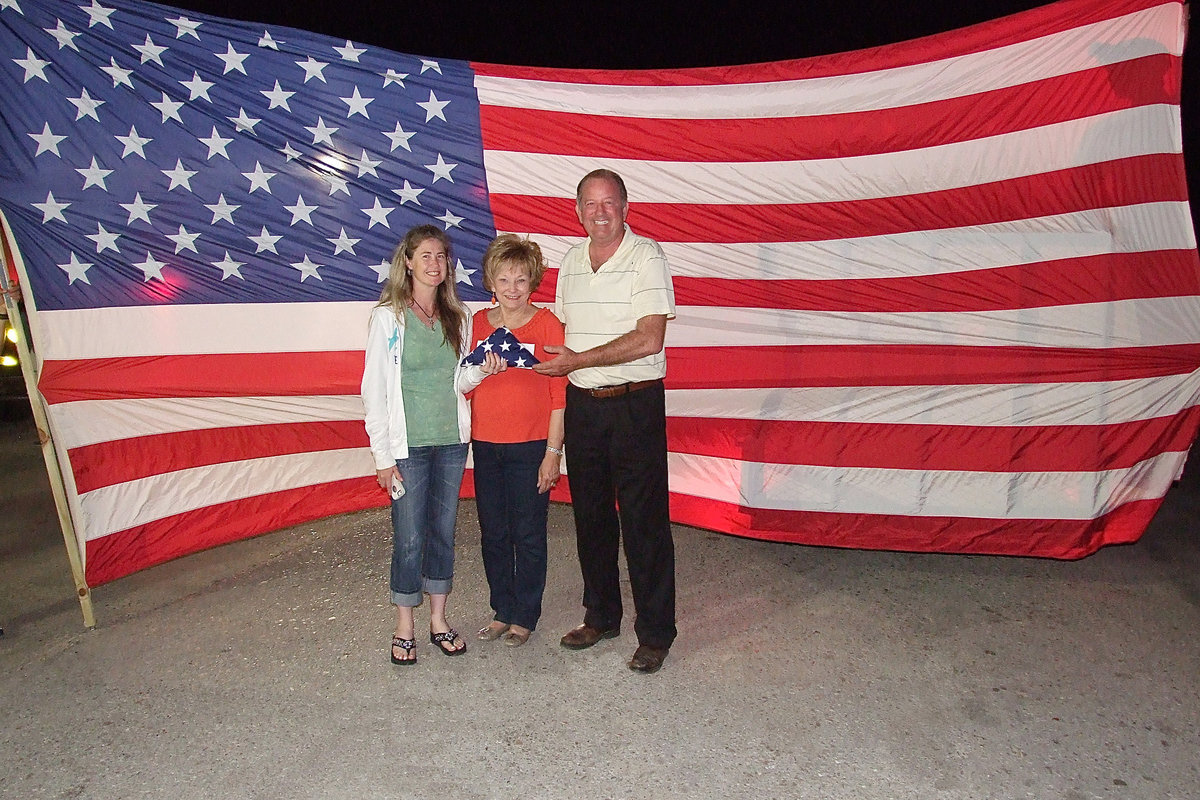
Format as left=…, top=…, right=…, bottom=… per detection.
left=229, top=108, right=261, bottom=134
left=180, top=72, right=214, bottom=101
left=86, top=223, right=120, bottom=253
left=76, top=158, right=112, bottom=190
left=381, top=69, right=407, bottom=88
left=362, top=198, right=394, bottom=228
left=242, top=162, right=277, bottom=194
left=306, top=117, right=338, bottom=145
left=290, top=255, right=324, bottom=280
left=68, top=88, right=103, bottom=121
left=151, top=92, right=184, bottom=123
left=204, top=195, right=239, bottom=224
left=383, top=123, right=415, bottom=152
left=33, top=191, right=70, bottom=223
left=166, top=225, right=200, bottom=254
left=83, top=1, right=116, bottom=29
left=116, top=126, right=151, bottom=159
left=162, top=160, right=197, bottom=191
left=213, top=251, right=246, bottom=280
left=393, top=181, right=424, bottom=205
left=216, top=43, right=249, bottom=74
left=133, top=34, right=166, bottom=65
left=133, top=251, right=167, bottom=281
left=333, top=40, right=366, bottom=62
left=167, top=15, right=201, bottom=39
left=58, top=252, right=93, bottom=284
left=296, top=56, right=328, bottom=83
left=29, top=123, right=65, bottom=156
left=425, top=154, right=456, bottom=183
left=326, top=175, right=350, bottom=196
left=417, top=90, right=449, bottom=122
left=199, top=127, right=232, bottom=160
left=328, top=228, right=360, bottom=255
left=285, top=196, right=319, bottom=225
left=120, top=193, right=156, bottom=225
left=14, top=47, right=50, bottom=82
left=249, top=227, right=282, bottom=254
left=341, top=86, right=374, bottom=118
left=262, top=81, right=295, bottom=111
left=353, top=150, right=381, bottom=178
left=100, top=57, right=132, bottom=88
left=45, top=21, right=81, bottom=51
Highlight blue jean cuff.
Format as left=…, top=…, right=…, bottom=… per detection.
left=424, top=577, right=452, bottom=596
left=391, top=589, right=423, bottom=607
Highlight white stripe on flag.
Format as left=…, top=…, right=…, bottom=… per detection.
left=665, top=373, right=1200, bottom=427
left=79, top=448, right=371, bottom=542
left=667, top=448, right=1187, bottom=519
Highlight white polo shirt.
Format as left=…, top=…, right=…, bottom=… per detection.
left=554, top=224, right=676, bottom=389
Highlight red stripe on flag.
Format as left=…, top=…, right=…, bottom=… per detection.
left=491, top=156, right=1188, bottom=243
left=665, top=344, right=1200, bottom=388
left=480, top=57, right=1180, bottom=161
left=667, top=407, right=1200, bottom=472
left=667, top=492, right=1165, bottom=559
left=39, top=351, right=365, bottom=403
left=84, top=477, right=385, bottom=586
left=69, top=421, right=370, bottom=493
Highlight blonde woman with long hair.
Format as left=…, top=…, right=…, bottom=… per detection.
left=361, top=224, right=500, bottom=665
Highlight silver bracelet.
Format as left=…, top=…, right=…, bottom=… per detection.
left=546, top=445, right=564, bottom=456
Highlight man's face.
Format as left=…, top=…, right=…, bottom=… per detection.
left=576, top=176, right=628, bottom=248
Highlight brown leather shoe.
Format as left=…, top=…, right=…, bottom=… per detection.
left=559, top=623, right=620, bottom=650
left=628, top=645, right=669, bottom=673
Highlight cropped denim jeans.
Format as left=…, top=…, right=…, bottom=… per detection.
left=389, top=443, right=469, bottom=607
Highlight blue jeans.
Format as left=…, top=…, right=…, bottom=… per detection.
left=472, top=439, right=550, bottom=631
left=389, top=443, right=469, bottom=607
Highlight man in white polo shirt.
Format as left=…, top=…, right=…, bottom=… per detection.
left=533, top=168, right=677, bottom=674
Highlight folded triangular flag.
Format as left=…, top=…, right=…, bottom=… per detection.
left=461, top=327, right=540, bottom=368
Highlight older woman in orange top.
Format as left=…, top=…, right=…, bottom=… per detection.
left=465, top=234, right=566, bottom=647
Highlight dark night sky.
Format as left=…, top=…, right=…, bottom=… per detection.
left=164, top=1, right=1058, bottom=68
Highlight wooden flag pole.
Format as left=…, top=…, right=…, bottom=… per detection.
left=1, top=214, right=95, bottom=629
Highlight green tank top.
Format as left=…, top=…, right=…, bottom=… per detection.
left=401, top=309, right=460, bottom=446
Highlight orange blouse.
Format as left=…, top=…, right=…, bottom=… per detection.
left=468, top=306, right=567, bottom=444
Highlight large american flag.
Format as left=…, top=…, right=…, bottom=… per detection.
left=1, top=0, right=1196, bottom=585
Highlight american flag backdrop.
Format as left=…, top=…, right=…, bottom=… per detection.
left=0, top=0, right=1197, bottom=586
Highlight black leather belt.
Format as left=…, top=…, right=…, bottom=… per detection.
left=580, top=379, right=661, bottom=399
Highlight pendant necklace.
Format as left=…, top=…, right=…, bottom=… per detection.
left=411, top=297, right=436, bottom=328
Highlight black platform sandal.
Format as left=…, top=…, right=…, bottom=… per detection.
left=391, top=635, right=416, bottom=665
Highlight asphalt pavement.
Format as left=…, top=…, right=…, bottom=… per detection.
left=2, top=407, right=1198, bottom=800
